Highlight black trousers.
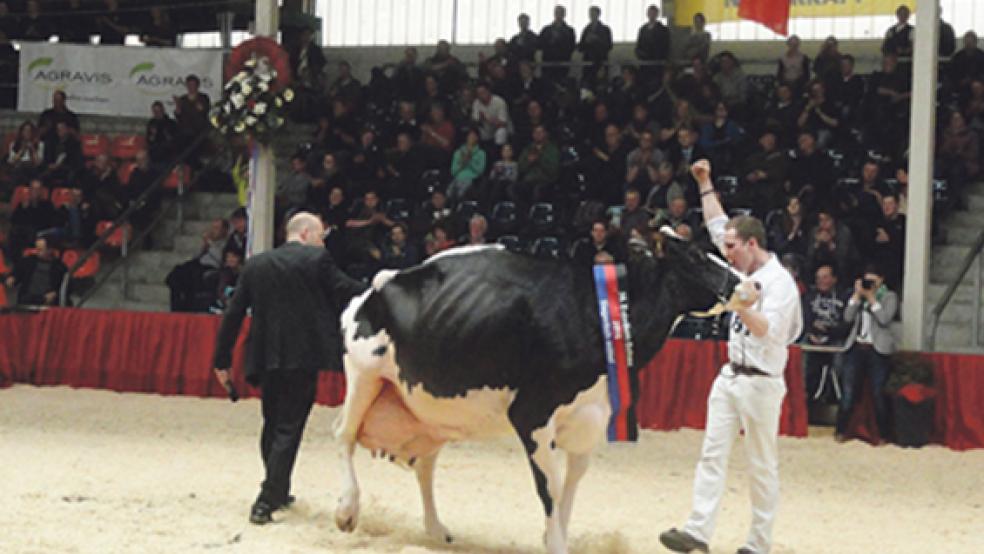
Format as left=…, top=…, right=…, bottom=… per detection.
left=258, top=369, right=318, bottom=506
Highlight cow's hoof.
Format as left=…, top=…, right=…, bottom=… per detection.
left=425, top=519, right=453, bottom=544
left=334, top=498, right=359, bottom=533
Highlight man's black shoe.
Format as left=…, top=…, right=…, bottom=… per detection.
left=659, top=528, right=709, bottom=553
left=249, top=500, right=274, bottom=524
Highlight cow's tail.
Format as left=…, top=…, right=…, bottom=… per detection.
left=371, top=269, right=399, bottom=291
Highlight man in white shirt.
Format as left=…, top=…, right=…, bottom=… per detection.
left=471, top=82, right=511, bottom=146
left=661, top=160, right=803, bottom=554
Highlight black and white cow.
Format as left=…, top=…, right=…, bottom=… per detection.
left=333, top=231, right=749, bottom=554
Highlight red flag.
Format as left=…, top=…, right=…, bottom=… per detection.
left=738, top=0, right=790, bottom=36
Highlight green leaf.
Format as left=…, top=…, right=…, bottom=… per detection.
left=27, top=57, right=53, bottom=72
left=129, top=62, right=155, bottom=78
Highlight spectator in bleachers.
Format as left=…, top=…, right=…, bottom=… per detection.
left=579, top=101, right=612, bottom=153
left=813, top=36, right=843, bottom=92
left=426, top=40, right=467, bottom=96
left=277, top=153, right=313, bottom=218
left=424, top=221, right=456, bottom=258
left=329, top=98, right=360, bottom=149
left=866, top=53, right=910, bottom=156
left=837, top=264, right=899, bottom=442
left=344, top=189, right=392, bottom=266
left=767, top=195, right=808, bottom=257
left=477, top=38, right=509, bottom=81
left=667, top=127, right=707, bottom=192
left=380, top=222, right=420, bottom=270
left=797, top=81, right=840, bottom=149
left=781, top=252, right=808, bottom=295
left=680, top=12, right=711, bottom=65
left=412, top=188, right=452, bottom=238
left=508, top=60, right=548, bottom=118
left=57, top=0, right=90, bottom=44
left=199, top=218, right=229, bottom=271
left=96, top=0, right=131, bottom=45
left=870, top=192, right=906, bottom=289
left=288, top=26, right=326, bottom=100
left=472, top=81, right=512, bottom=148
left=537, top=5, right=576, bottom=85
left=210, top=249, right=243, bottom=314
left=800, top=263, right=851, bottom=406
left=652, top=193, right=692, bottom=232
left=961, top=79, right=984, bottom=130
left=7, top=121, right=44, bottom=185
left=5, top=235, right=65, bottom=306
left=881, top=5, right=913, bottom=59
left=54, top=188, right=96, bottom=248
left=806, top=208, right=859, bottom=282
left=314, top=113, right=352, bottom=152
left=937, top=110, right=980, bottom=207
left=587, top=123, right=629, bottom=206
left=659, top=98, right=697, bottom=148
left=349, top=128, right=386, bottom=187
left=310, top=152, right=349, bottom=210
left=392, top=47, right=425, bottom=101
left=146, top=101, right=177, bottom=167
left=950, top=32, right=984, bottom=91
left=141, top=6, right=176, bottom=47
left=833, top=54, right=865, bottom=128
left=173, top=74, right=211, bottom=165
left=635, top=4, right=670, bottom=93
left=786, top=131, right=834, bottom=210
left=461, top=214, right=489, bottom=245
left=626, top=129, right=665, bottom=194
left=418, top=74, right=450, bottom=118
left=712, top=52, right=749, bottom=116
left=447, top=128, right=487, bottom=205
left=11, top=180, right=56, bottom=248
left=763, top=83, right=801, bottom=148
left=327, top=61, right=362, bottom=109
left=572, top=220, right=624, bottom=267
left=517, top=124, right=560, bottom=203
left=608, top=65, right=645, bottom=124
left=322, top=186, right=348, bottom=263
left=81, top=153, right=124, bottom=219
left=625, top=103, right=660, bottom=147
left=645, top=160, right=684, bottom=211
left=577, top=6, right=613, bottom=89
left=487, top=143, right=519, bottom=207
left=41, top=121, right=83, bottom=187
left=21, top=1, right=52, bottom=42
left=507, top=14, right=538, bottom=70
left=39, top=90, right=79, bottom=147
left=738, top=130, right=788, bottom=219
left=385, top=132, right=428, bottom=202
left=699, top=101, right=745, bottom=174
left=777, top=35, right=810, bottom=95
left=420, top=103, right=456, bottom=161
left=165, top=217, right=229, bottom=312
left=618, top=188, right=649, bottom=235
left=224, top=208, right=247, bottom=258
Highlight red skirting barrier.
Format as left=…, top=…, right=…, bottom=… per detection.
left=1, top=308, right=981, bottom=449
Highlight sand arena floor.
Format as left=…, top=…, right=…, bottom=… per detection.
left=1, top=385, right=982, bottom=554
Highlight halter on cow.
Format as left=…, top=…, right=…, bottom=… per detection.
left=332, top=229, right=751, bottom=554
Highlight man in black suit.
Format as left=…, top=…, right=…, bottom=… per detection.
left=212, top=212, right=367, bottom=524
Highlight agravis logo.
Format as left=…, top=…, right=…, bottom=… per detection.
left=130, top=61, right=215, bottom=89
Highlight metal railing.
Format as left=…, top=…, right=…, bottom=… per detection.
left=929, top=228, right=984, bottom=351
left=58, top=132, right=210, bottom=308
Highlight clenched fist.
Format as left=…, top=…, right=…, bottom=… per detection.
left=691, top=159, right=712, bottom=183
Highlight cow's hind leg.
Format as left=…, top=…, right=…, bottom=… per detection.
left=509, top=399, right=567, bottom=554
left=333, top=365, right=384, bottom=533
left=414, top=449, right=453, bottom=543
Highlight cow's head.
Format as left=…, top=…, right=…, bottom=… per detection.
left=629, top=226, right=747, bottom=316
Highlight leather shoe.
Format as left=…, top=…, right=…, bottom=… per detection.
left=737, top=548, right=757, bottom=554
left=659, top=528, right=709, bottom=553
left=249, top=500, right=274, bottom=524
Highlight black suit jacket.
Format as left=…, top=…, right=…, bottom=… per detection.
left=212, top=242, right=367, bottom=384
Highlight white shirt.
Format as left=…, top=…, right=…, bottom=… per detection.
left=707, top=215, right=803, bottom=377
left=471, top=95, right=512, bottom=141
left=848, top=297, right=881, bottom=344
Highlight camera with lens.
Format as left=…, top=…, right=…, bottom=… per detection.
left=861, top=278, right=874, bottom=290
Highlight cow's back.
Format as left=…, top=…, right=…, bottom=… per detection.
left=356, top=248, right=607, bottom=401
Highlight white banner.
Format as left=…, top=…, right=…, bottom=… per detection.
left=18, top=42, right=223, bottom=118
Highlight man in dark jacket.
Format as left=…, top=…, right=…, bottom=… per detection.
left=635, top=4, right=670, bottom=93
left=212, top=212, right=366, bottom=525
left=537, top=5, right=576, bottom=85
left=6, top=235, right=67, bottom=306
left=577, top=6, right=613, bottom=89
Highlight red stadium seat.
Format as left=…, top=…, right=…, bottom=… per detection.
left=9, top=185, right=49, bottom=209
left=81, top=133, right=111, bottom=158
left=163, top=164, right=192, bottom=190
left=22, top=247, right=60, bottom=258
left=117, top=161, right=137, bottom=186
left=61, top=249, right=100, bottom=278
left=50, top=187, right=74, bottom=208
left=111, top=134, right=146, bottom=160
left=95, top=221, right=132, bottom=248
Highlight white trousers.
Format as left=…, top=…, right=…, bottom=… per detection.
left=682, top=369, right=786, bottom=554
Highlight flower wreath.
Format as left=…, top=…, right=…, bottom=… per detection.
left=211, top=37, right=294, bottom=144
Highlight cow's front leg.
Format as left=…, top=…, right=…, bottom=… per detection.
left=414, top=450, right=453, bottom=543
left=555, top=400, right=608, bottom=540
left=510, top=402, right=566, bottom=554
left=333, top=366, right=384, bottom=533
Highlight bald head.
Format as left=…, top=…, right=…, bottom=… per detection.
left=286, top=212, right=325, bottom=246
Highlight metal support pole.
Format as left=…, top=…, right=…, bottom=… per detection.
left=176, top=170, right=184, bottom=233
left=975, top=254, right=982, bottom=347
left=902, top=0, right=939, bottom=350
left=250, top=0, right=279, bottom=256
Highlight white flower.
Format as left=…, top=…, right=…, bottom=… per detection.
left=254, top=102, right=267, bottom=115
left=240, top=83, right=252, bottom=96
left=234, top=122, right=246, bottom=133
left=245, top=115, right=258, bottom=126
left=236, top=71, right=248, bottom=81
left=274, top=97, right=283, bottom=108
left=244, top=58, right=257, bottom=68
left=282, top=88, right=294, bottom=102
left=231, top=94, right=244, bottom=109
left=257, top=81, right=269, bottom=92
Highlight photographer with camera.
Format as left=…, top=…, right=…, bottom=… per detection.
left=836, top=264, right=898, bottom=443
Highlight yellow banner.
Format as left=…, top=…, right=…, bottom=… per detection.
left=674, top=0, right=916, bottom=27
